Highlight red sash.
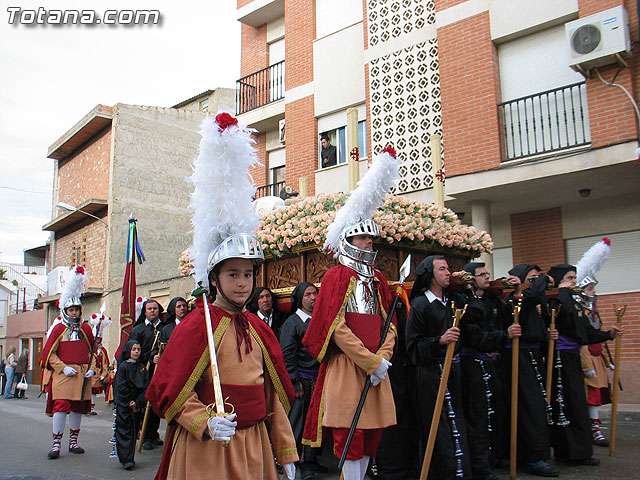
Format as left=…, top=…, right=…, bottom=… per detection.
left=194, top=381, right=266, bottom=429
left=345, top=312, right=382, bottom=353
left=56, top=340, right=90, bottom=365
left=588, top=343, right=603, bottom=356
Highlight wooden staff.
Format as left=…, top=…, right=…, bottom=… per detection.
left=137, top=330, right=162, bottom=452
left=545, top=307, right=558, bottom=404
left=609, top=304, right=626, bottom=456
left=419, top=303, right=467, bottom=480
left=510, top=299, right=522, bottom=480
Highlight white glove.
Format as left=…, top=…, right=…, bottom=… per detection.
left=373, top=358, right=391, bottom=381
left=207, top=413, right=237, bottom=441
left=370, top=373, right=383, bottom=386
left=584, top=369, right=596, bottom=378
left=84, top=369, right=95, bottom=378
left=63, top=366, right=78, bottom=376
left=283, top=462, right=296, bottom=480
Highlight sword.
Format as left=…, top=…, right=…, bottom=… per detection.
left=338, top=255, right=411, bottom=470
left=202, top=293, right=233, bottom=445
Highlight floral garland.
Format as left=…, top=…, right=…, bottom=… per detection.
left=177, top=193, right=493, bottom=274
left=257, top=192, right=493, bottom=258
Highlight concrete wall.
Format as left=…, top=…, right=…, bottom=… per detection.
left=101, top=104, right=207, bottom=357
left=313, top=22, right=366, bottom=117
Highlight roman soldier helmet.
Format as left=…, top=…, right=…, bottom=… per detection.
left=323, top=147, right=401, bottom=277
left=575, top=237, right=611, bottom=308
left=188, top=112, right=264, bottom=303
left=58, top=265, right=88, bottom=326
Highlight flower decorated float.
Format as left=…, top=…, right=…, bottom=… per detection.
left=255, top=192, right=492, bottom=292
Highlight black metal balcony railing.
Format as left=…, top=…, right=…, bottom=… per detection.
left=255, top=181, right=285, bottom=199
left=498, top=82, right=591, bottom=161
left=236, top=61, right=285, bottom=115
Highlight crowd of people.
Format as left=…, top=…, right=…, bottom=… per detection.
left=30, top=114, right=625, bottom=480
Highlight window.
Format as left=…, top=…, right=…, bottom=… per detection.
left=319, top=120, right=367, bottom=168
left=199, top=98, right=209, bottom=112
left=270, top=166, right=285, bottom=196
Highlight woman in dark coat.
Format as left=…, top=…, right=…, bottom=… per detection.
left=114, top=340, right=149, bottom=470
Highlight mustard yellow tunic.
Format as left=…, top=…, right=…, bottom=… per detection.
left=321, top=316, right=397, bottom=429
left=166, top=321, right=298, bottom=480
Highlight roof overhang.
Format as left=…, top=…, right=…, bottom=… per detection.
left=48, top=105, right=113, bottom=161
left=237, top=0, right=284, bottom=27
left=42, top=198, right=108, bottom=232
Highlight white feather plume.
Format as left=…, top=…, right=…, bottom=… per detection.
left=58, top=265, right=88, bottom=310
left=188, top=114, right=261, bottom=288
left=576, top=237, right=611, bottom=284
left=90, top=314, right=112, bottom=337
left=324, top=149, right=402, bottom=255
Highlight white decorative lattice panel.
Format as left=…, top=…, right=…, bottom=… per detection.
left=367, top=0, right=435, bottom=47
left=369, top=39, right=442, bottom=193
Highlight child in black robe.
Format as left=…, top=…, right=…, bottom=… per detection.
left=114, top=339, right=148, bottom=470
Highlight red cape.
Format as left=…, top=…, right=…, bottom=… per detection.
left=301, top=264, right=396, bottom=447
left=146, top=299, right=295, bottom=422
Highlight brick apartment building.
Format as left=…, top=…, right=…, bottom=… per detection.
left=235, top=0, right=640, bottom=400
left=39, top=89, right=235, bottom=358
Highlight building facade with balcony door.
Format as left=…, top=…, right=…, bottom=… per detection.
left=236, top=0, right=640, bottom=401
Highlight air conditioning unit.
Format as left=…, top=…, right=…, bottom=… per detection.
left=47, top=266, right=70, bottom=296
left=565, top=6, right=631, bottom=73
left=278, top=119, right=286, bottom=144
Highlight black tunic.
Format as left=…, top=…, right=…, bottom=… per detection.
left=459, top=290, right=510, bottom=476
left=548, top=288, right=612, bottom=461
left=406, top=292, right=471, bottom=480
left=502, top=274, right=553, bottom=464
left=130, top=321, right=162, bottom=442
left=279, top=312, right=320, bottom=463
left=114, top=358, right=148, bottom=465
left=376, top=303, right=421, bottom=480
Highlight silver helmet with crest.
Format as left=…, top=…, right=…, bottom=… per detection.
left=324, top=147, right=401, bottom=278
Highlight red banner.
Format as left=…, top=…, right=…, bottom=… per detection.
left=115, top=259, right=136, bottom=360
left=115, top=217, right=145, bottom=360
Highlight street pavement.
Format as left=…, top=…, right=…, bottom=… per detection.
left=1, top=385, right=639, bottom=479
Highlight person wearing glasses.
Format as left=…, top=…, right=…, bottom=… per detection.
left=457, top=262, right=521, bottom=480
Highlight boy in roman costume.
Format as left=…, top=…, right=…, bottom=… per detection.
left=575, top=238, right=615, bottom=446
left=146, top=113, right=298, bottom=480
left=302, top=148, right=401, bottom=480
left=40, top=265, right=95, bottom=459
left=89, top=312, right=112, bottom=414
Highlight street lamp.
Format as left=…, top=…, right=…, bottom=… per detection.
left=57, top=202, right=108, bottom=227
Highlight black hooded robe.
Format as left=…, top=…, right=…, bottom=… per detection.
left=406, top=292, right=471, bottom=479
left=114, top=340, right=149, bottom=465
left=501, top=266, right=553, bottom=465
left=458, top=290, right=510, bottom=477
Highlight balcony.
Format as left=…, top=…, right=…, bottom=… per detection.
left=236, top=61, right=285, bottom=115
left=498, top=82, right=591, bottom=161
left=255, top=181, right=285, bottom=199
